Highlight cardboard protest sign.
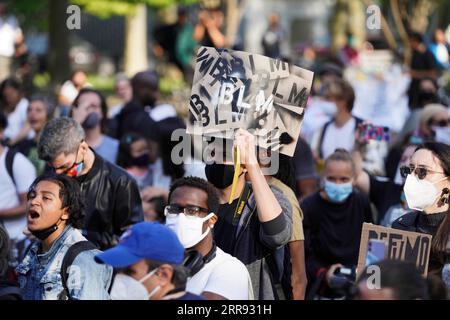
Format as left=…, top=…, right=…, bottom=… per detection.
left=187, top=46, right=314, bottom=157
left=357, top=223, right=432, bottom=276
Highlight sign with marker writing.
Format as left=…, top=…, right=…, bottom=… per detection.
left=357, top=223, right=432, bottom=276
left=187, top=46, right=314, bottom=156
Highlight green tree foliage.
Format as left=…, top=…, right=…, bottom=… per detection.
left=8, top=0, right=48, bottom=31
left=71, top=0, right=198, bottom=19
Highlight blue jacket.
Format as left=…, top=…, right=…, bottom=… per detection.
left=16, top=225, right=113, bottom=300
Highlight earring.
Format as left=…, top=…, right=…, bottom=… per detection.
left=440, top=188, right=449, bottom=204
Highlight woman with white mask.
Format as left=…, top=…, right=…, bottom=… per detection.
left=393, top=142, right=450, bottom=279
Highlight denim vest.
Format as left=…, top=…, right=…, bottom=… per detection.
left=16, top=225, right=112, bottom=300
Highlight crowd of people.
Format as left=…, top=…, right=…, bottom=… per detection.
left=1, top=0, right=450, bottom=301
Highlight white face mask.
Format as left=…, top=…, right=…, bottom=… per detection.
left=139, top=268, right=160, bottom=299
left=403, top=174, right=447, bottom=211
left=433, top=126, right=450, bottom=145
left=165, top=212, right=215, bottom=248
left=110, top=274, right=149, bottom=300
left=319, top=100, right=338, bottom=116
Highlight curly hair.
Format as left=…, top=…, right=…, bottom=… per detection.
left=28, top=173, right=85, bottom=229
left=169, top=176, right=220, bottom=214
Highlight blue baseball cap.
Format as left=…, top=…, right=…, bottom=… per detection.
left=95, top=222, right=185, bottom=268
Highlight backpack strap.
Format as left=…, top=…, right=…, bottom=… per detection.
left=59, top=241, right=97, bottom=300
left=318, top=116, right=364, bottom=159
left=353, top=116, right=364, bottom=129
left=5, top=148, right=16, bottom=186
left=318, top=119, right=333, bottom=159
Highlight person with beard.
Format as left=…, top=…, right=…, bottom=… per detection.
left=37, top=117, right=143, bottom=250
left=204, top=129, right=292, bottom=300
left=71, top=88, right=119, bottom=165
left=16, top=173, right=112, bottom=300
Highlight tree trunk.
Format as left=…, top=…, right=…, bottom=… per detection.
left=390, top=0, right=411, bottom=65
left=48, top=0, right=70, bottom=87
left=124, top=3, right=148, bottom=77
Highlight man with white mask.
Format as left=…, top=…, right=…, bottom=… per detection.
left=165, top=176, right=253, bottom=300
left=95, top=221, right=204, bottom=300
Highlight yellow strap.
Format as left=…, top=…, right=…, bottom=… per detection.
left=229, top=145, right=241, bottom=204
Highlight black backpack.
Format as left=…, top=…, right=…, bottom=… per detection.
left=58, top=241, right=97, bottom=300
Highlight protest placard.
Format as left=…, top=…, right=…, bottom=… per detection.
left=357, top=223, right=432, bottom=277
left=186, top=46, right=314, bottom=157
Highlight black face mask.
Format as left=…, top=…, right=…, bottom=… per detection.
left=418, top=91, right=438, bottom=106
left=82, top=112, right=100, bottom=130
left=30, top=223, right=59, bottom=241
left=131, top=153, right=150, bottom=167
left=205, top=163, right=236, bottom=189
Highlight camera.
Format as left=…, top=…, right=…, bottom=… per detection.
left=328, top=266, right=357, bottom=297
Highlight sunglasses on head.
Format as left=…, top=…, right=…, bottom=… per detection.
left=399, top=164, right=445, bottom=180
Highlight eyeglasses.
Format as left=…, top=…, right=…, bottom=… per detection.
left=430, top=119, right=450, bottom=128
left=164, top=204, right=209, bottom=217
left=399, top=164, right=445, bottom=180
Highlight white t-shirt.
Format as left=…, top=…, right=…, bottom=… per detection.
left=0, top=15, right=22, bottom=58
left=146, top=103, right=177, bottom=122
left=0, top=147, right=36, bottom=240
left=4, top=98, right=29, bottom=141
left=59, top=80, right=79, bottom=105
left=436, top=44, right=449, bottom=64
left=186, top=247, right=253, bottom=300
left=109, top=103, right=124, bottom=118
left=301, top=97, right=334, bottom=144
left=314, top=117, right=356, bottom=159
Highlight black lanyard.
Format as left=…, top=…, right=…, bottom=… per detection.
left=232, top=183, right=252, bottom=226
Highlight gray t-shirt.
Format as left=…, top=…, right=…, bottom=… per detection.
left=95, top=135, right=119, bottom=164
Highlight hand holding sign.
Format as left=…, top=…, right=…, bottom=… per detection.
left=234, top=128, right=258, bottom=166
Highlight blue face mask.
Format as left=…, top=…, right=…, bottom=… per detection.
left=324, top=180, right=353, bottom=203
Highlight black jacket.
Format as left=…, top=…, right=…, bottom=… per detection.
left=214, top=184, right=293, bottom=300
left=76, top=152, right=143, bottom=249
left=392, top=210, right=446, bottom=276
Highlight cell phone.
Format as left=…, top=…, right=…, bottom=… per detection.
left=365, top=239, right=386, bottom=266
left=357, top=123, right=390, bottom=143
